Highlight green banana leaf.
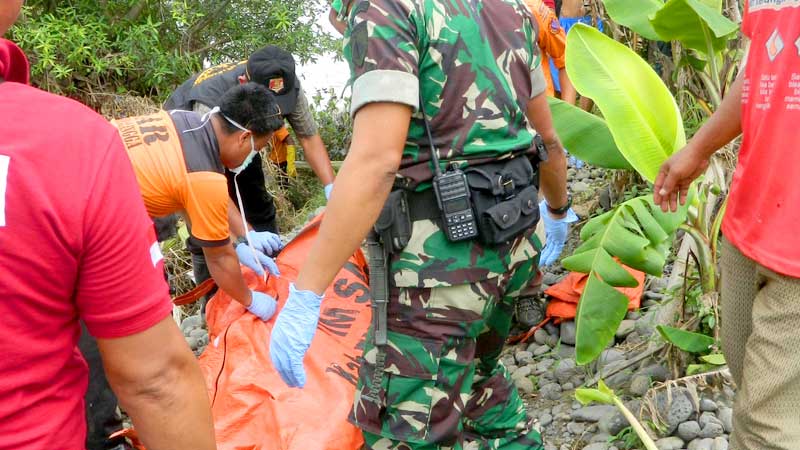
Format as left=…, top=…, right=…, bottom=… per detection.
left=601, top=0, right=664, bottom=41
left=547, top=97, right=632, bottom=170
left=657, top=325, right=716, bottom=353
left=650, top=0, right=738, bottom=54
left=700, top=353, right=726, bottom=365
left=566, top=193, right=693, bottom=365
left=566, top=24, right=686, bottom=182
left=575, top=380, right=616, bottom=405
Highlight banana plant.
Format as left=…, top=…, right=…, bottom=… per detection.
left=561, top=24, right=698, bottom=365
left=601, top=0, right=739, bottom=108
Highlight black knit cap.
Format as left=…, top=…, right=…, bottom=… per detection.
left=246, top=46, right=299, bottom=115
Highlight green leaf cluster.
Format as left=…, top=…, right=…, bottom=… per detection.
left=8, top=0, right=336, bottom=103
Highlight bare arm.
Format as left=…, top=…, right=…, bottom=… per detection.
left=527, top=93, right=569, bottom=216
left=654, top=73, right=743, bottom=211
left=227, top=198, right=248, bottom=240
left=298, top=134, right=336, bottom=185
left=295, top=103, right=410, bottom=294
left=98, top=317, right=216, bottom=450
left=203, top=244, right=252, bottom=306
left=558, top=69, right=577, bottom=105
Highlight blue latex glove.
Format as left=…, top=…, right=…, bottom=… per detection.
left=539, top=200, right=579, bottom=267
left=248, top=230, right=283, bottom=256
left=269, top=283, right=324, bottom=388
left=568, top=154, right=586, bottom=169
left=324, top=183, right=334, bottom=201
left=246, top=290, right=277, bottom=321
left=236, top=243, right=280, bottom=276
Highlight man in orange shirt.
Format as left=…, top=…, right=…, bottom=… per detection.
left=526, top=0, right=576, bottom=104
left=117, top=83, right=284, bottom=320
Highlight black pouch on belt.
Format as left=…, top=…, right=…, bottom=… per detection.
left=464, top=156, right=540, bottom=245
left=374, top=190, right=413, bottom=253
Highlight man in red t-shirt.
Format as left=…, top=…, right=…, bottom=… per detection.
left=655, top=2, right=800, bottom=448
left=0, top=2, right=216, bottom=449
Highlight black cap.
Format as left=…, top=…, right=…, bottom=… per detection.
left=246, top=46, right=299, bottom=115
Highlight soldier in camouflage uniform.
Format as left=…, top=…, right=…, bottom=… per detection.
left=268, top=0, right=575, bottom=448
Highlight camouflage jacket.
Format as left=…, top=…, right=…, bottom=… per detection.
left=342, top=0, right=545, bottom=287
left=343, top=0, right=545, bottom=189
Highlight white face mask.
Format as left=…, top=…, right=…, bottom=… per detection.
left=220, top=113, right=258, bottom=174
left=230, top=134, right=257, bottom=174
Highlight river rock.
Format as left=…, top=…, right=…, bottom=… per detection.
left=688, top=438, right=714, bottom=450
left=573, top=181, right=591, bottom=193
left=598, top=400, right=640, bottom=436
left=189, top=328, right=207, bottom=338
left=717, top=407, right=733, bottom=433
left=534, top=328, right=550, bottom=345
left=596, top=348, right=625, bottom=372
left=699, top=421, right=725, bottom=439
left=540, top=382, right=563, bottom=400
left=511, top=365, right=532, bottom=380
left=626, top=310, right=641, bottom=320
left=700, top=398, right=719, bottom=412
left=615, top=320, right=636, bottom=339
left=629, top=374, right=651, bottom=396
left=560, top=321, right=577, bottom=345
left=636, top=364, right=671, bottom=382
left=583, top=444, right=607, bottom=450
left=713, top=436, right=729, bottom=450
left=555, top=359, right=578, bottom=383
left=655, top=436, right=685, bottom=450
left=566, top=421, right=586, bottom=435
left=515, top=350, right=534, bottom=365
left=699, top=412, right=723, bottom=429
left=535, top=358, right=555, bottom=374
left=677, top=420, right=701, bottom=441
left=539, top=413, right=553, bottom=427
left=605, top=369, right=633, bottom=390
left=571, top=405, right=616, bottom=422
left=557, top=345, right=576, bottom=359
left=534, top=345, right=551, bottom=356
left=180, top=314, right=203, bottom=333
left=655, top=388, right=697, bottom=434
left=514, top=376, right=535, bottom=395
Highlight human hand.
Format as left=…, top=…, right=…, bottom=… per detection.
left=246, top=290, right=278, bottom=321
left=653, top=145, right=709, bottom=212
left=269, top=283, right=324, bottom=388
left=324, top=183, right=334, bottom=201
left=247, top=230, right=283, bottom=256
left=235, top=243, right=280, bottom=276
left=539, top=201, right=578, bottom=267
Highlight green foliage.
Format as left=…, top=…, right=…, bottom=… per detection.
left=657, top=325, right=716, bottom=353
left=651, top=0, right=739, bottom=55
left=566, top=25, right=685, bottom=183
left=548, top=97, right=631, bottom=170
left=575, top=380, right=616, bottom=405
left=611, top=427, right=647, bottom=450
left=309, top=89, right=352, bottom=161
left=9, top=0, right=335, bottom=103
left=602, top=0, right=664, bottom=41
left=566, top=194, right=692, bottom=364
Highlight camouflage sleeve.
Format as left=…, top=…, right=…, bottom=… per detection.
left=285, top=86, right=319, bottom=137
left=344, top=0, right=420, bottom=117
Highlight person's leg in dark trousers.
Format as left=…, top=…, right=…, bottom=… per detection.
left=80, top=323, right=130, bottom=450
left=226, top=153, right=279, bottom=233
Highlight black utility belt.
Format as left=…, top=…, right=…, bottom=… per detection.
left=375, top=155, right=541, bottom=252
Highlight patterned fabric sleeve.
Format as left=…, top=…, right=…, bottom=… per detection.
left=344, top=0, right=420, bottom=116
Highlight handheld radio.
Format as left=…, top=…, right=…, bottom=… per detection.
left=420, top=100, right=478, bottom=242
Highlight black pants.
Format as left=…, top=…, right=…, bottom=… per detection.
left=189, top=153, right=279, bottom=285
left=80, top=323, right=128, bottom=450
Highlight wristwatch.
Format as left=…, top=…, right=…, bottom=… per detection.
left=546, top=193, right=572, bottom=216
left=233, top=236, right=248, bottom=247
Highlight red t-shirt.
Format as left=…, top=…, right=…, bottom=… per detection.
left=0, top=45, right=172, bottom=449
left=723, top=2, right=800, bottom=277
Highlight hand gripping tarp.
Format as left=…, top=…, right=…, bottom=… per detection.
left=199, top=216, right=370, bottom=449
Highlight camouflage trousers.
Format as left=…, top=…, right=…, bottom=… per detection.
left=350, top=236, right=544, bottom=450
